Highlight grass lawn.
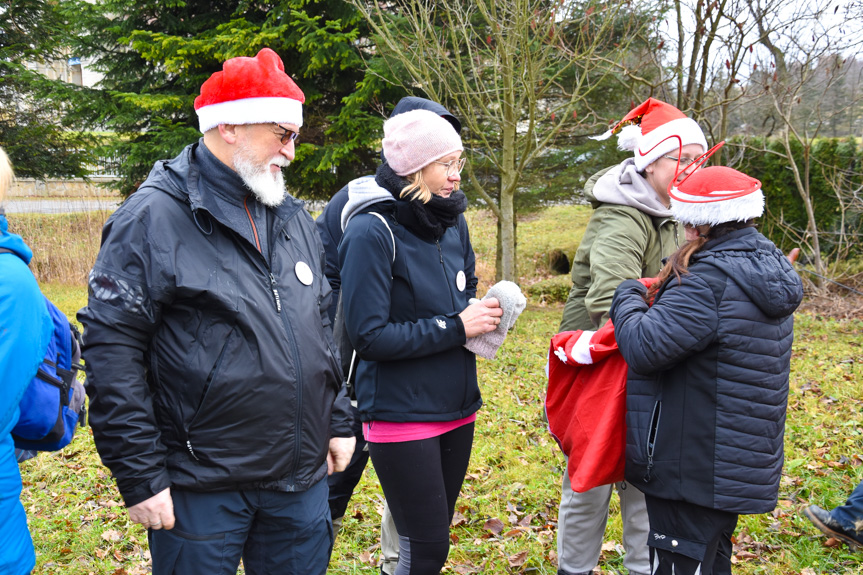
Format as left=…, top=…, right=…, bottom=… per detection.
left=17, top=205, right=863, bottom=574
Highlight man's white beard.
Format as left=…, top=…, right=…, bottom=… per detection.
left=233, top=142, right=289, bottom=207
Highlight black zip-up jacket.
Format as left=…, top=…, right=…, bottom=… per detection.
left=338, top=179, right=480, bottom=423
left=78, top=141, right=352, bottom=507
left=609, top=227, right=803, bottom=514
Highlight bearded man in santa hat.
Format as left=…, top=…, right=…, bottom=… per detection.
left=78, top=48, right=355, bottom=575
left=554, top=98, right=708, bottom=575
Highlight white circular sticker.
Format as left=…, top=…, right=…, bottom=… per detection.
left=456, top=270, right=466, bottom=292
left=295, top=261, right=314, bottom=286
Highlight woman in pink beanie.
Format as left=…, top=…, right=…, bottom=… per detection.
left=338, top=109, right=502, bottom=574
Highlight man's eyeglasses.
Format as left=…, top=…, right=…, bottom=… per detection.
left=433, top=157, right=466, bottom=176
left=661, top=154, right=697, bottom=167
left=273, top=124, right=299, bottom=146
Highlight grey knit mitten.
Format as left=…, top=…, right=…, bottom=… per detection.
left=463, top=280, right=527, bottom=359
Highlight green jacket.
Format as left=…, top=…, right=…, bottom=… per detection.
left=560, top=163, right=682, bottom=331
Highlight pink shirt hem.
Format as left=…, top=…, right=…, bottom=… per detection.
left=363, top=413, right=477, bottom=443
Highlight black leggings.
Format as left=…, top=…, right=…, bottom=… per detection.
left=368, top=422, right=474, bottom=575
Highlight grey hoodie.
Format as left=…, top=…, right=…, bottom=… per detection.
left=340, top=175, right=394, bottom=232
left=589, top=158, right=672, bottom=218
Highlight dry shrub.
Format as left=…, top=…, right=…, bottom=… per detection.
left=9, top=210, right=111, bottom=285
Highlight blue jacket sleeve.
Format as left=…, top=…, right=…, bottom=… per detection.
left=609, top=277, right=719, bottom=375
left=0, top=255, right=52, bottom=431
left=339, top=214, right=466, bottom=362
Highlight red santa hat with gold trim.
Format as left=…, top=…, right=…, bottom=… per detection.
left=592, top=97, right=708, bottom=171
left=194, top=48, right=305, bottom=133
left=669, top=166, right=764, bottom=226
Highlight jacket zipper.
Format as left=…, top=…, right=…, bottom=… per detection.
left=644, top=400, right=661, bottom=483
left=240, top=202, right=304, bottom=489
left=268, top=226, right=303, bottom=490
left=269, top=272, right=282, bottom=312
left=185, top=334, right=232, bottom=461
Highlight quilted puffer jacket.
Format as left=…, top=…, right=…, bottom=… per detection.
left=609, top=227, right=803, bottom=514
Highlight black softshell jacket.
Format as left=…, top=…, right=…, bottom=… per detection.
left=339, top=200, right=480, bottom=423
left=79, top=142, right=352, bottom=507
left=609, top=227, right=803, bottom=514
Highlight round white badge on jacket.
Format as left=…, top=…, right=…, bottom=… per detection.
left=456, top=270, right=466, bottom=292
left=295, top=261, right=314, bottom=286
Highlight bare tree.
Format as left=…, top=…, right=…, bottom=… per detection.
left=351, top=0, right=643, bottom=281
left=741, top=0, right=863, bottom=288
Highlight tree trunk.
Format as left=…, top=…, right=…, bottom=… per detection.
left=497, top=173, right=517, bottom=281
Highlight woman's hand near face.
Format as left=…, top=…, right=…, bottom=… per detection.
left=459, top=297, right=504, bottom=338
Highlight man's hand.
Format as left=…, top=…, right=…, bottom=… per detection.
left=127, top=487, right=175, bottom=530
left=327, top=436, right=356, bottom=475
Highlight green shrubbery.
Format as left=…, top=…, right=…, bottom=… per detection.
left=728, top=137, right=863, bottom=257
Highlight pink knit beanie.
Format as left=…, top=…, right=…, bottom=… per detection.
left=382, top=109, right=463, bottom=176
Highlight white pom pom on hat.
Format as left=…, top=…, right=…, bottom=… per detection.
left=591, top=98, right=708, bottom=170
left=669, top=166, right=764, bottom=226
left=194, top=48, right=305, bottom=133
left=382, top=109, right=463, bottom=176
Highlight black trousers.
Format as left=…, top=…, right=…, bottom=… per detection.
left=327, top=404, right=369, bottom=521
left=368, top=422, right=474, bottom=575
left=644, top=495, right=738, bottom=575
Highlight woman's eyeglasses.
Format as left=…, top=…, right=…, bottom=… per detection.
left=273, top=124, right=299, bottom=146
left=661, top=154, right=697, bottom=166
left=433, top=157, right=467, bottom=176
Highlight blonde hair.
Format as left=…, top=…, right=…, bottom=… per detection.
left=399, top=169, right=461, bottom=204
left=0, top=146, right=13, bottom=202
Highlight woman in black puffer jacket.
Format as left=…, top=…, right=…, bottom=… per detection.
left=338, top=109, right=503, bottom=575
left=609, top=166, right=803, bottom=575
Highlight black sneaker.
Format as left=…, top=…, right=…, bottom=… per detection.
left=804, top=504, right=863, bottom=551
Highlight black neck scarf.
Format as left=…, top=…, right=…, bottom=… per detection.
left=375, top=163, right=468, bottom=241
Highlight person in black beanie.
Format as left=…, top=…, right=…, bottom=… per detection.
left=338, top=109, right=502, bottom=575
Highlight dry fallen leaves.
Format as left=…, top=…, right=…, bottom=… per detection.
left=484, top=517, right=504, bottom=536
left=101, top=529, right=122, bottom=542
left=507, top=550, right=528, bottom=568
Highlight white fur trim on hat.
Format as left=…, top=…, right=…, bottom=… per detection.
left=670, top=190, right=765, bottom=226
left=569, top=330, right=596, bottom=365
left=634, top=117, right=707, bottom=171
left=196, top=97, right=303, bottom=133
left=615, top=124, right=642, bottom=152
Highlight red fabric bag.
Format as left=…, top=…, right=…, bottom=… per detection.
left=545, top=321, right=627, bottom=492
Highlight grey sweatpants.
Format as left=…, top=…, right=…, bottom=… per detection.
left=557, top=469, right=650, bottom=575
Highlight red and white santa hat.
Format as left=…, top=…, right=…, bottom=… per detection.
left=194, top=48, right=305, bottom=133
left=669, top=166, right=764, bottom=226
left=592, top=98, right=708, bottom=171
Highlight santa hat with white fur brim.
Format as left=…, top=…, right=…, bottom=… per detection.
left=591, top=98, right=708, bottom=171
left=194, top=48, right=305, bottom=133
left=669, top=166, right=764, bottom=227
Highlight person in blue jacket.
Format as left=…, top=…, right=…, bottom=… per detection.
left=338, top=109, right=502, bottom=575
left=316, top=96, right=461, bottom=575
left=609, top=166, right=803, bottom=575
left=0, top=145, right=53, bottom=575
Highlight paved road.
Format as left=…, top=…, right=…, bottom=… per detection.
left=4, top=198, right=122, bottom=214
